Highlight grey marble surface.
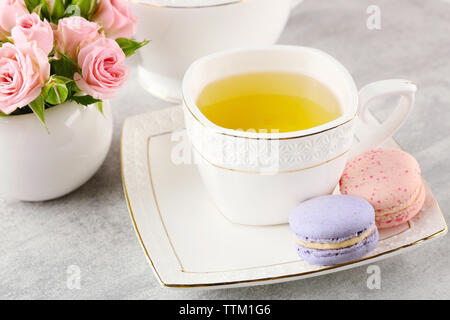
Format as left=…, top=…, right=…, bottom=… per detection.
left=1, top=0, right=450, bottom=299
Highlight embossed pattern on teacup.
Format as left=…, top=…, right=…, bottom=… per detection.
left=184, top=110, right=355, bottom=173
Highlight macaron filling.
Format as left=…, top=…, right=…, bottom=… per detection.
left=294, top=225, right=376, bottom=250
left=295, top=230, right=379, bottom=265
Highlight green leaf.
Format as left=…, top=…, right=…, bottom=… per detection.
left=9, top=106, right=33, bottom=116
left=96, top=101, right=103, bottom=115
left=35, top=0, right=51, bottom=21
left=66, top=80, right=81, bottom=95
left=32, top=3, right=45, bottom=19
left=48, top=0, right=66, bottom=23
left=24, top=0, right=41, bottom=12
left=71, top=0, right=96, bottom=19
left=70, top=94, right=101, bottom=107
left=26, top=0, right=65, bottom=21
left=50, top=52, right=79, bottom=78
left=38, top=1, right=49, bottom=20
left=29, top=95, right=48, bottom=131
left=116, top=38, right=149, bottom=57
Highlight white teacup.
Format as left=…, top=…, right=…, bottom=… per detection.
left=182, top=45, right=416, bottom=225
left=130, top=0, right=303, bottom=102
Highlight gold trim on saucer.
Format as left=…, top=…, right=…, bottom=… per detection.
left=146, top=134, right=187, bottom=272
left=126, top=0, right=247, bottom=9
left=121, top=123, right=448, bottom=288
left=120, top=128, right=166, bottom=286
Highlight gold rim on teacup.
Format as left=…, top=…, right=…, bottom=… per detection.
left=182, top=95, right=357, bottom=141
left=182, top=46, right=360, bottom=141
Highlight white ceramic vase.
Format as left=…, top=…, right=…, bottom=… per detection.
left=0, top=101, right=113, bottom=201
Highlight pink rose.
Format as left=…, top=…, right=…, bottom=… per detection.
left=0, top=42, right=50, bottom=114
left=0, top=0, right=28, bottom=40
left=93, top=0, right=137, bottom=39
left=54, top=16, right=102, bottom=59
left=11, top=13, right=54, bottom=55
left=74, top=38, right=128, bottom=99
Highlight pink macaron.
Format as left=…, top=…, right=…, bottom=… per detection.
left=339, top=149, right=425, bottom=229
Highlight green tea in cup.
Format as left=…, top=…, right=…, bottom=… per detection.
left=197, top=72, right=342, bottom=133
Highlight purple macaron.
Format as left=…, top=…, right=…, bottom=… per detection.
left=289, top=195, right=379, bottom=266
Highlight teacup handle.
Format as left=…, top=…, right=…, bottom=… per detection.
left=348, top=79, right=417, bottom=159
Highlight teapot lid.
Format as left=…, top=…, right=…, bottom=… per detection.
left=128, top=0, right=244, bottom=8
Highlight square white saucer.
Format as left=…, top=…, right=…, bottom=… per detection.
left=121, top=106, right=447, bottom=289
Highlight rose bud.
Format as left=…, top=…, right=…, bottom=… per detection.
left=42, top=75, right=69, bottom=105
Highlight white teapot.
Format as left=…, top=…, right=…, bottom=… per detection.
left=130, top=0, right=303, bottom=102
